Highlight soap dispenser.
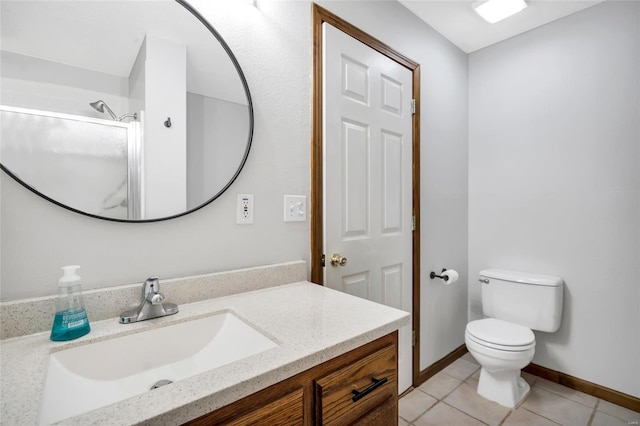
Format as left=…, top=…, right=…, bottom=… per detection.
left=50, top=265, right=91, bottom=341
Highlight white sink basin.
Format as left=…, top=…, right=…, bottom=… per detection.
left=39, top=311, right=278, bottom=425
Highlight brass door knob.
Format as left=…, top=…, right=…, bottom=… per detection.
left=330, top=253, right=348, bottom=267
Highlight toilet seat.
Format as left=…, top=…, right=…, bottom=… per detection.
left=466, top=318, right=535, bottom=352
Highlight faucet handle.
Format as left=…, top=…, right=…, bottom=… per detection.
left=148, top=292, right=165, bottom=305
left=143, top=276, right=164, bottom=305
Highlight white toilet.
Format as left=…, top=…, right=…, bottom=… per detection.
left=465, top=269, right=563, bottom=407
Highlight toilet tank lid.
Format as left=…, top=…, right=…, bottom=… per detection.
left=479, top=269, right=563, bottom=287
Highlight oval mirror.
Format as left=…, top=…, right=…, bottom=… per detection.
left=0, top=0, right=253, bottom=222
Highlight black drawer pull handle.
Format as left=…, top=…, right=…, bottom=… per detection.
left=351, top=377, right=388, bottom=402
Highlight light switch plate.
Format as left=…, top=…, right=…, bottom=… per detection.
left=284, top=195, right=306, bottom=222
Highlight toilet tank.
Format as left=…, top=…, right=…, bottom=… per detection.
left=480, top=269, right=564, bottom=332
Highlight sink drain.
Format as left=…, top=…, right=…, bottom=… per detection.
left=150, top=379, right=173, bottom=390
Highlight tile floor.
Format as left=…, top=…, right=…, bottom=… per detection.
left=399, top=353, right=640, bottom=426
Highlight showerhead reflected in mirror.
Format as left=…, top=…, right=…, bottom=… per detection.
left=90, top=100, right=138, bottom=122
left=0, top=0, right=253, bottom=222
left=90, top=100, right=117, bottom=120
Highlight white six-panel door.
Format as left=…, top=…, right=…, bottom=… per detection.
left=322, top=23, right=413, bottom=393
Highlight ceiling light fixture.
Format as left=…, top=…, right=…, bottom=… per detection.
left=472, top=0, right=528, bottom=24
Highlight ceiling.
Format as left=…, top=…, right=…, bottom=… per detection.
left=398, top=0, right=606, bottom=53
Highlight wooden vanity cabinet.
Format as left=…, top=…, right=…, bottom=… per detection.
left=184, top=332, right=398, bottom=426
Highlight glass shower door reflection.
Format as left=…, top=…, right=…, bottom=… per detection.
left=1, top=106, right=140, bottom=220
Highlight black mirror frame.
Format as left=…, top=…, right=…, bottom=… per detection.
left=0, top=0, right=254, bottom=223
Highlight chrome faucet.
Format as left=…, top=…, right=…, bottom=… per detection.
left=119, top=276, right=178, bottom=324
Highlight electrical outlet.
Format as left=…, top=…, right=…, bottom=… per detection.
left=284, top=195, right=306, bottom=222
left=237, top=194, right=254, bottom=224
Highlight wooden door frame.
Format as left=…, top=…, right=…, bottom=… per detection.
left=310, top=3, right=422, bottom=387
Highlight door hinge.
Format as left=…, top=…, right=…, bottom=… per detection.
left=412, top=330, right=416, bottom=347
left=321, top=254, right=326, bottom=267
left=410, top=99, right=416, bottom=115
left=411, top=216, right=416, bottom=231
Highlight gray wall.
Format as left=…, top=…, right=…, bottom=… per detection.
left=1, top=1, right=469, bottom=373
left=469, top=1, right=639, bottom=397
left=1, top=1, right=314, bottom=299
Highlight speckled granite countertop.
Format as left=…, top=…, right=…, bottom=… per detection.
left=0, top=282, right=409, bottom=425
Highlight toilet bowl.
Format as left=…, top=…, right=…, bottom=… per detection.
left=465, top=318, right=535, bottom=407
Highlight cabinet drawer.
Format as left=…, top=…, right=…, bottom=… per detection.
left=226, top=387, right=304, bottom=426
left=315, top=344, right=397, bottom=426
